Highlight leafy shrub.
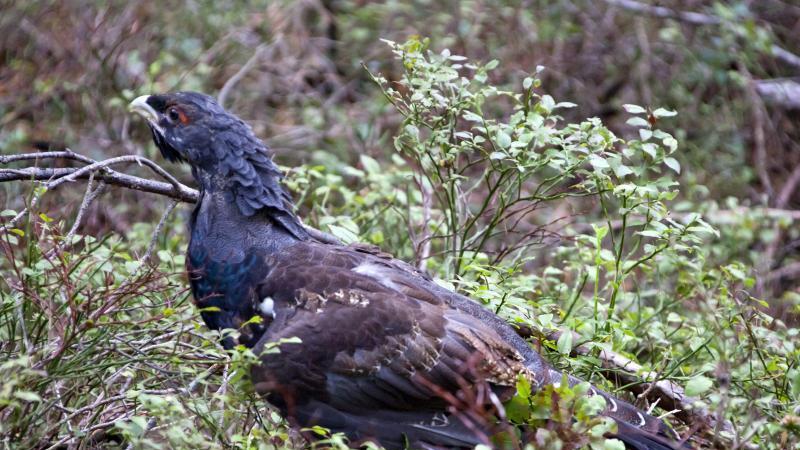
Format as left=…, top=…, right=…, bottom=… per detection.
left=1, top=37, right=798, bottom=450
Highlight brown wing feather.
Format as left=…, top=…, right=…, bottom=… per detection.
left=250, top=244, right=530, bottom=412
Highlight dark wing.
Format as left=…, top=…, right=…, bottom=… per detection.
left=309, top=242, right=691, bottom=450
left=248, top=242, right=531, bottom=448
left=247, top=241, right=688, bottom=450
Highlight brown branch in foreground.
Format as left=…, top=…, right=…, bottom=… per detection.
left=0, top=165, right=198, bottom=202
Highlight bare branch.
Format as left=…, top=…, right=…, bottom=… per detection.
left=755, top=79, right=800, bottom=110
left=142, top=200, right=179, bottom=264
left=602, top=0, right=800, bottom=69
left=417, top=178, right=433, bottom=270
left=64, top=178, right=107, bottom=247
left=763, top=261, right=800, bottom=284
left=776, top=158, right=800, bottom=210
left=770, top=46, right=800, bottom=70
left=44, top=173, right=107, bottom=259
left=0, top=149, right=95, bottom=165
left=603, top=0, right=720, bottom=25
left=48, top=155, right=183, bottom=191
left=0, top=166, right=198, bottom=203
left=740, top=66, right=774, bottom=200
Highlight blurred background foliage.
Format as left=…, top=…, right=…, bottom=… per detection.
left=1, top=1, right=799, bottom=449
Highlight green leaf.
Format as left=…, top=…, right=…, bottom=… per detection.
left=496, top=131, right=512, bottom=149
left=556, top=331, right=573, bottom=355
left=327, top=224, right=359, bottom=244
left=636, top=230, right=662, bottom=238
left=626, top=117, right=650, bottom=128
left=588, top=154, right=609, bottom=169
left=622, top=104, right=647, bottom=114
left=663, top=136, right=678, bottom=152
left=641, top=143, right=657, bottom=158
left=516, top=373, right=532, bottom=398
left=463, top=111, right=482, bottom=122
left=652, top=107, right=677, bottom=118
left=612, top=164, right=634, bottom=178
left=14, top=391, right=42, bottom=402
left=540, top=95, right=555, bottom=112
left=360, top=155, right=381, bottom=175
left=504, top=394, right=531, bottom=423
left=664, top=157, right=681, bottom=174
left=523, top=77, right=533, bottom=89
left=603, top=439, right=626, bottom=450
left=685, top=375, right=713, bottom=396
left=593, top=224, right=609, bottom=241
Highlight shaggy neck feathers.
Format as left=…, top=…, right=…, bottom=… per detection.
left=193, top=127, right=309, bottom=241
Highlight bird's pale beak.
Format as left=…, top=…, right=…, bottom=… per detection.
left=129, top=95, right=159, bottom=125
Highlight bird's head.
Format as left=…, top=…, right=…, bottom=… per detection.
left=129, top=92, right=308, bottom=239
left=129, top=92, right=250, bottom=166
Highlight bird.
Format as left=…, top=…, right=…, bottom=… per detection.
left=129, top=91, right=691, bottom=450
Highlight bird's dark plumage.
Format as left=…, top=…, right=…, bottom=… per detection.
left=130, top=91, right=692, bottom=450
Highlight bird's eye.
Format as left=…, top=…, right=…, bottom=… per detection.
left=167, top=107, right=181, bottom=123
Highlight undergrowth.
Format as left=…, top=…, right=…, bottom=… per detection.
left=1, top=38, right=798, bottom=449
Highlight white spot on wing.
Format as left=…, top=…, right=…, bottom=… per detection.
left=259, top=297, right=275, bottom=318
left=353, top=263, right=400, bottom=290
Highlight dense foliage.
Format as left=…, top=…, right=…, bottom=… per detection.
left=1, top=1, right=799, bottom=449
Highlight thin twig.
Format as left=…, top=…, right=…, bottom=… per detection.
left=142, top=200, right=178, bottom=264
left=216, top=365, right=230, bottom=431
left=740, top=66, right=774, bottom=201
left=0, top=181, right=46, bottom=233
left=49, top=155, right=183, bottom=191
left=775, top=160, right=800, bottom=210
left=417, top=177, right=433, bottom=270
left=0, top=149, right=95, bottom=165
left=771, top=45, right=800, bottom=70
left=218, top=43, right=271, bottom=108
left=45, top=174, right=107, bottom=258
